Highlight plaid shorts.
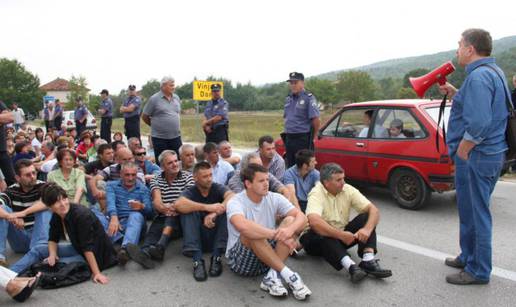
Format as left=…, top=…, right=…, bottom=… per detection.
left=227, top=240, right=276, bottom=277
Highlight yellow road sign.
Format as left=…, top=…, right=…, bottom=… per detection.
left=193, top=81, right=224, bottom=101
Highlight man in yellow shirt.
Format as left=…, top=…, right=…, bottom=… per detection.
left=300, top=163, right=392, bottom=283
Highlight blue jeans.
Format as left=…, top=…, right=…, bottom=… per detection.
left=180, top=211, right=227, bottom=256
left=10, top=243, right=85, bottom=273
left=0, top=206, right=52, bottom=260
left=93, top=209, right=145, bottom=248
left=454, top=150, right=505, bottom=281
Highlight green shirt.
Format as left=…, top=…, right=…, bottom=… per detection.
left=47, top=168, right=88, bottom=206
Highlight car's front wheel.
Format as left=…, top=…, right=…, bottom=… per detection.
left=389, top=168, right=431, bottom=210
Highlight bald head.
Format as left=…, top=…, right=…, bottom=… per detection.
left=116, top=147, right=134, bottom=164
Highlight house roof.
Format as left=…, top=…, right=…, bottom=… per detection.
left=40, top=78, right=91, bottom=91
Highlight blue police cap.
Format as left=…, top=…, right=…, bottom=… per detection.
left=286, top=72, right=304, bottom=82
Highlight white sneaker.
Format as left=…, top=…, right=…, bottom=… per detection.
left=260, top=276, right=288, bottom=297
left=286, top=273, right=312, bottom=301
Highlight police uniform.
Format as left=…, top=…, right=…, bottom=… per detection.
left=99, top=89, right=113, bottom=143
left=204, top=83, right=229, bottom=144
left=283, top=72, right=320, bottom=167
left=123, top=85, right=142, bottom=140
left=74, top=102, right=88, bottom=137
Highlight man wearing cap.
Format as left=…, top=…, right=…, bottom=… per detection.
left=283, top=72, right=320, bottom=168
left=120, top=85, right=142, bottom=141
left=202, top=84, right=229, bottom=144
left=99, top=89, right=113, bottom=143
left=142, top=77, right=182, bottom=163
left=74, top=97, right=89, bottom=138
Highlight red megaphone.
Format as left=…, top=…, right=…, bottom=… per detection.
left=409, top=61, right=455, bottom=98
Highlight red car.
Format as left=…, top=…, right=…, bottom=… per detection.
left=276, top=99, right=454, bottom=210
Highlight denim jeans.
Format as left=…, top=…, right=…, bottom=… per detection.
left=0, top=206, right=52, bottom=260
left=93, top=209, right=145, bottom=248
left=180, top=211, right=227, bottom=256
left=454, top=150, right=505, bottom=281
left=10, top=243, right=85, bottom=273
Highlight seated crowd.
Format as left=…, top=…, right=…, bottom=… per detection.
left=0, top=127, right=392, bottom=302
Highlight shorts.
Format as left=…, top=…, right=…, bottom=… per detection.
left=227, top=240, right=275, bottom=277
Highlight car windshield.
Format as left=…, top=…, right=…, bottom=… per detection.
left=424, top=106, right=451, bottom=127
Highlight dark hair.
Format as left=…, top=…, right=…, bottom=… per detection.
left=56, top=148, right=76, bottom=163
left=390, top=119, right=404, bottom=129
left=203, top=142, right=217, bottom=153
left=193, top=161, right=211, bottom=174
left=14, top=159, right=33, bottom=176
left=14, top=141, right=29, bottom=154
left=43, top=141, right=55, bottom=152
left=364, top=110, right=374, bottom=119
left=241, top=163, right=268, bottom=186
left=111, top=140, right=125, bottom=151
left=40, top=182, right=68, bottom=207
left=320, top=163, right=344, bottom=183
left=97, top=143, right=112, bottom=156
left=462, top=28, right=492, bottom=56
left=295, top=149, right=315, bottom=168
left=35, top=128, right=44, bottom=142
left=56, top=144, right=69, bottom=152
left=258, top=135, right=274, bottom=148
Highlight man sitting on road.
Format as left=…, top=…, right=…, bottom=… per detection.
left=282, top=149, right=320, bottom=213
left=125, top=150, right=194, bottom=268
left=174, top=161, right=234, bottom=281
left=300, top=163, right=392, bottom=283
left=257, top=135, right=285, bottom=181
left=218, top=141, right=241, bottom=169
left=179, top=144, right=196, bottom=173
left=134, top=146, right=160, bottom=185
left=226, top=163, right=311, bottom=301
left=203, top=142, right=234, bottom=185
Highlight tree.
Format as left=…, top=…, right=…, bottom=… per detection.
left=67, top=75, right=89, bottom=109
left=402, top=68, right=442, bottom=98
left=140, top=79, right=160, bottom=100
left=397, top=87, right=418, bottom=99
left=305, top=78, right=338, bottom=107
left=0, top=58, right=44, bottom=115
left=376, top=77, right=402, bottom=100
left=335, top=70, right=376, bottom=102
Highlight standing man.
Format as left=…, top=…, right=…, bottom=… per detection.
left=99, top=89, right=113, bottom=143
left=0, top=100, right=15, bottom=185
left=202, top=84, right=229, bottom=144
left=121, top=85, right=142, bottom=141
left=74, top=97, right=88, bottom=138
left=142, top=77, right=182, bottom=163
left=11, top=104, right=25, bottom=132
left=439, top=29, right=509, bottom=285
left=43, top=102, right=55, bottom=132
left=283, top=72, right=320, bottom=168
left=53, top=99, right=64, bottom=133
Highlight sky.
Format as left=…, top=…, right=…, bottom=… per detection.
left=1, top=0, right=514, bottom=93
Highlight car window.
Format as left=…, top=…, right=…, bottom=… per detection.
left=372, top=108, right=426, bottom=139
left=321, top=114, right=339, bottom=136
left=332, top=109, right=369, bottom=138
left=424, top=106, right=451, bottom=128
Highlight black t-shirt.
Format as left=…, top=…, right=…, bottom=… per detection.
left=180, top=182, right=228, bottom=204
left=0, top=101, right=7, bottom=152
left=84, top=160, right=112, bottom=176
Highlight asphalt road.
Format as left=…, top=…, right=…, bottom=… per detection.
left=2, top=178, right=515, bottom=306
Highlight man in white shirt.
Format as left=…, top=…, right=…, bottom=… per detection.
left=11, top=104, right=25, bottom=132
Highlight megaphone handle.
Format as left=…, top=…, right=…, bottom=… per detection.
left=436, top=94, right=448, bottom=153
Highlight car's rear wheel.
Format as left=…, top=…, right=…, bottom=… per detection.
left=389, top=168, right=431, bottom=210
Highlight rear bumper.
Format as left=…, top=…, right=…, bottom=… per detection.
left=428, top=174, right=455, bottom=192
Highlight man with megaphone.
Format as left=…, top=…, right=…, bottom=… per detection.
left=438, top=29, right=510, bottom=286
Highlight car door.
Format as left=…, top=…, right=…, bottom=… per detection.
left=315, top=107, right=371, bottom=181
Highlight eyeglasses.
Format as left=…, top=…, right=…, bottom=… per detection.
left=136, top=152, right=146, bottom=156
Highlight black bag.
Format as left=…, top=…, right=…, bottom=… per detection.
left=19, top=261, right=91, bottom=289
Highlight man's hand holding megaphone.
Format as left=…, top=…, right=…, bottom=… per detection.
left=438, top=82, right=458, bottom=99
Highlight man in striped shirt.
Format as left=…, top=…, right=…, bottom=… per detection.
left=126, top=150, right=194, bottom=268
left=0, top=159, right=52, bottom=267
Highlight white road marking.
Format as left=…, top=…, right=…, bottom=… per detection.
left=378, top=235, right=516, bottom=282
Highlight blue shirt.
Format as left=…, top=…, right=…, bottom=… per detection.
left=123, top=95, right=142, bottom=118
left=54, top=105, right=63, bottom=118
left=212, top=158, right=235, bottom=185
left=74, top=105, right=88, bottom=121
left=100, top=98, right=113, bottom=118
left=142, top=159, right=161, bottom=175
left=284, top=90, right=320, bottom=134
left=447, top=58, right=509, bottom=157
left=106, top=179, right=153, bottom=218
left=283, top=166, right=320, bottom=202
left=204, top=98, right=229, bottom=128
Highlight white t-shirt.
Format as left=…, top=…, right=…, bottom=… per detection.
left=225, top=191, right=294, bottom=257
left=13, top=108, right=25, bottom=124
left=31, top=138, right=42, bottom=150
left=41, top=159, right=58, bottom=173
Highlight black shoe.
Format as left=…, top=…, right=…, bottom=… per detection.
left=193, top=259, right=207, bottom=281
left=359, top=259, right=392, bottom=278
left=445, top=257, right=465, bottom=269
left=348, top=264, right=367, bottom=283
left=209, top=256, right=223, bottom=277
left=126, top=243, right=155, bottom=269
left=147, top=245, right=165, bottom=261
left=118, top=248, right=130, bottom=266
left=12, top=273, right=41, bottom=302
left=446, top=271, right=489, bottom=285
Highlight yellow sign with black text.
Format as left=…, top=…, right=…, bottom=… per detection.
left=193, top=81, right=224, bottom=101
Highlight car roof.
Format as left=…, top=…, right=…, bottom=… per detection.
left=344, top=99, right=449, bottom=108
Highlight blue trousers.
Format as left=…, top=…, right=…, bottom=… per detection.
left=93, top=209, right=146, bottom=248
left=10, top=243, right=85, bottom=273
left=454, top=150, right=505, bottom=281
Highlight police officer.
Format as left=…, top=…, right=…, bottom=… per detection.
left=283, top=72, right=320, bottom=168
left=74, top=97, right=89, bottom=138
left=202, top=83, right=229, bottom=144
left=120, top=84, right=142, bottom=141
left=99, top=89, right=113, bottom=143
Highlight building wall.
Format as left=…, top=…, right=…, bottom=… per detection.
left=46, top=91, right=70, bottom=103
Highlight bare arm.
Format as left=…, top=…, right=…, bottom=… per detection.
left=230, top=214, right=276, bottom=240
left=151, top=189, right=169, bottom=215
left=282, top=184, right=300, bottom=210
left=0, top=111, right=14, bottom=124
left=141, top=113, right=151, bottom=126
left=307, top=213, right=350, bottom=241
left=311, top=117, right=321, bottom=139
left=175, top=196, right=216, bottom=214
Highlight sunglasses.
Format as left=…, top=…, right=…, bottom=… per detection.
left=136, top=152, right=146, bottom=156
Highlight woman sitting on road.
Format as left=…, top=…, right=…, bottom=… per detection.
left=47, top=149, right=88, bottom=206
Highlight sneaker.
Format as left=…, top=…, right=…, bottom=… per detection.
left=209, top=256, right=223, bottom=277
left=260, top=276, right=288, bottom=297
left=445, top=256, right=465, bottom=269
left=126, top=243, right=155, bottom=269
left=348, top=264, right=367, bottom=283
left=117, top=248, right=130, bottom=266
left=193, top=260, right=207, bottom=282
left=286, top=273, right=312, bottom=301
left=147, top=245, right=165, bottom=261
left=359, top=259, right=392, bottom=278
